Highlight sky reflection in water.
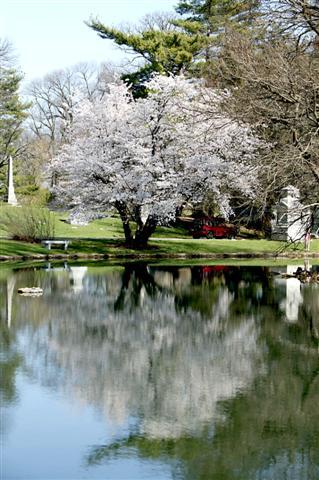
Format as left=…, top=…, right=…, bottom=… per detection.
left=1, top=262, right=318, bottom=480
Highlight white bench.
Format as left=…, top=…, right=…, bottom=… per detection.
left=41, top=240, right=70, bottom=251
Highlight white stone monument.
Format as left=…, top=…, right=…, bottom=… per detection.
left=271, top=186, right=310, bottom=242
left=6, top=275, right=16, bottom=328
left=7, top=156, right=18, bottom=206
left=69, top=266, right=87, bottom=292
left=275, top=265, right=303, bottom=323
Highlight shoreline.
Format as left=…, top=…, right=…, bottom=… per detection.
left=1, top=251, right=319, bottom=262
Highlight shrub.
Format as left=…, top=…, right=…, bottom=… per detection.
left=1, top=206, right=55, bottom=242
left=20, top=188, right=52, bottom=207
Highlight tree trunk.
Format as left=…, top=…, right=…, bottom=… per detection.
left=115, top=201, right=133, bottom=246
left=116, top=203, right=157, bottom=249
left=133, top=216, right=157, bottom=249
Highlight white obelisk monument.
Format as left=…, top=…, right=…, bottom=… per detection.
left=7, top=155, right=18, bottom=205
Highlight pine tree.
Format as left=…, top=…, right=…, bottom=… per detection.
left=0, top=39, right=29, bottom=169
left=174, top=0, right=263, bottom=79
left=87, top=18, right=206, bottom=96
left=87, top=2, right=262, bottom=95
left=175, top=0, right=262, bottom=32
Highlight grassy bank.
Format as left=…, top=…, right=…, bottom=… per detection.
left=0, top=237, right=318, bottom=260
left=0, top=207, right=188, bottom=239
left=1, top=206, right=318, bottom=259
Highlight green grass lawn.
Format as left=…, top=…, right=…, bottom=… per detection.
left=0, top=237, right=318, bottom=259
left=150, top=238, right=319, bottom=255
left=54, top=215, right=188, bottom=239
left=0, top=206, right=188, bottom=239
left=0, top=205, right=318, bottom=259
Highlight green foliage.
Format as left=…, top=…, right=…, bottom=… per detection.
left=87, top=2, right=262, bottom=95
left=0, top=168, right=51, bottom=205
left=0, top=169, right=5, bottom=196
left=0, top=49, right=29, bottom=168
left=25, top=188, right=51, bottom=207
left=15, top=172, right=51, bottom=206
left=1, top=206, right=55, bottom=242
left=174, top=0, right=263, bottom=72
left=175, top=0, right=262, bottom=30
left=89, top=21, right=204, bottom=73
left=88, top=19, right=206, bottom=95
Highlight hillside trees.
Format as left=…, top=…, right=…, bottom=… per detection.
left=0, top=39, right=28, bottom=170
left=214, top=18, right=319, bottom=219
left=197, top=0, right=319, bottom=227
left=53, top=75, right=260, bottom=248
left=87, top=13, right=206, bottom=96
left=27, top=62, right=118, bottom=144
left=175, top=0, right=262, bottom=37
left=25, top=62, right=118, bottom=187
left=267, top=0, right=319, bottom=44
left=87, top=2, right=262, bottom=96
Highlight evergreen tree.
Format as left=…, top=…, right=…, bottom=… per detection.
left=87, top=16, right=206, bottom=96
left=175, top=0, right=262, bottom=31
left=0, top=39, right=28, bottom=169
left=88, top=3, right=262, bottom=95
left=172, top=1, right=262, bottom=85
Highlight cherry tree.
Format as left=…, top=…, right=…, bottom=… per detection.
left=54, top=75, right=259, bottom=248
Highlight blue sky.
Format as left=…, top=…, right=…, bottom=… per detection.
left=1, top=0, right=177, bottom=82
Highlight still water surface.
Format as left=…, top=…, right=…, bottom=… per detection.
left=1, top=262, right=318, bottom=480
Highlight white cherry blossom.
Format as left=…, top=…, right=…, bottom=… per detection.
left=53, top=75, right=259, bottom=247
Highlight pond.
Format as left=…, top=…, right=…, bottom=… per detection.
left=1, top=261, right=318, bottom=480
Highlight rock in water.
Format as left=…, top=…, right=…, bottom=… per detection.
left=18, top=287, right=43, bottom=296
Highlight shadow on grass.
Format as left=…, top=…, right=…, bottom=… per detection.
left=0, top=240, right=48, bottom=256
left=68, top=238, right=163, bottom=254
left=0, top=237, right=161, bottom=257
left=0, top=237, right=318, bottom=259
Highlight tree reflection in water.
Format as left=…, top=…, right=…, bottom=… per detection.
left=0, top=263, right=318, bottom=479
